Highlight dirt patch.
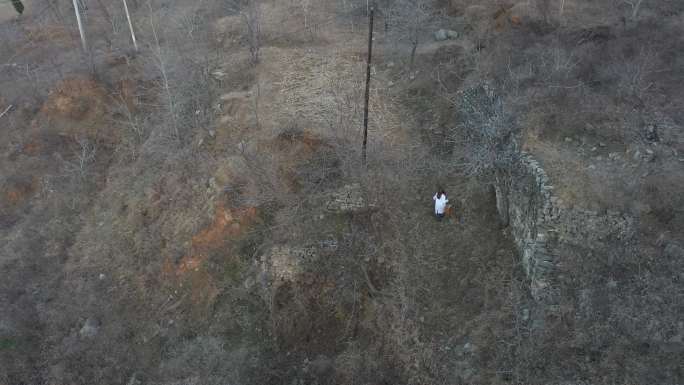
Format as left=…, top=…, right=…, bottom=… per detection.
left=39, top=77, right=108, bottom=122
left=22, top=24, right=73, bottom=47
left=161, top=201, right=259, bottom=315
left=117, top=79, right=139, bottom=113
left=162, top=255, right=221, bottom=315
left=191, top=202, right=259, bottom=256
left=269, top=128, right=332, bottom=165
left=2, top=175, right=36, bottom=207
left=23, top=77, right=116, bottom=156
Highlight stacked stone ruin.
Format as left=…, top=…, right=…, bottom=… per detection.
left=501, top=152, right=635, bottom=305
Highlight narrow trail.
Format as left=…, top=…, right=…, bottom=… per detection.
left=211, top=2, right=524, bottom=381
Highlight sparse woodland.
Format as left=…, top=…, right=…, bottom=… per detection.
left=0, top=0, right=682, bottom=384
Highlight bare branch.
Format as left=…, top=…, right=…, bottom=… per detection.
left=0, top=104, right=12, bottom=119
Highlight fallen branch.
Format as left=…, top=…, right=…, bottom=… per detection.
left=0, top=105, right=13, bottom=119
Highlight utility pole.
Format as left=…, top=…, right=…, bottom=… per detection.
left=362, top=7, right=374, bottom=164
left=122, top=0, right=138, bottom=51
left=72, top=0, right=87, bottom=51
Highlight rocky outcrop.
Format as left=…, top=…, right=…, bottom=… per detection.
left=497, top=153, right=635, bottom=302
left=326, top=183, right=373, bottom=213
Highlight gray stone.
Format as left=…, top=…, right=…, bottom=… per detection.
left=79, top=318, right=99, bottom=338
left=643, top=149, right=656, bottom=162
left=434, top=29, right=448, bottom=41
left=446, top=30, right=459, bottom=39
left=644, top=124, right=659, bottom=142
left=326, top=183, right=371, bottom=213
left=664, top=243, right=683, bottom=258
left=310, top=354, right=333, bottom=377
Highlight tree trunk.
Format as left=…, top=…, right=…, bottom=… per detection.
left=122, top=0, right=138, bottom=51
left=409, top=38, right=418, bottom=79
left=362, top=7, right=374, bottom=164
left=494, top=173, right=510, bottom=227
left=72, top=0, right=87, bottom=51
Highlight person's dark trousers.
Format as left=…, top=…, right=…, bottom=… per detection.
left=435, top=212, right=445, bottom=220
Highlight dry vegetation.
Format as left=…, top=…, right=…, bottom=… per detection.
left=0, top=0, right=682, bottom=384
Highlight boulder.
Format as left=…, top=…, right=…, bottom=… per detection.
left=644, top=124, right=659, bottom=142
left=446, top=30, right=459, bottom=39
left=434, top=29, right=448, bottom=41
left=664, top=243, right=683, bottom=259
left=326, top=183, right=371, bottom=213
left=79, top=317, right=99, bottom=338
left=434, top=29, right=459, bottom=41
left=310, top=354, right=334, bottom=378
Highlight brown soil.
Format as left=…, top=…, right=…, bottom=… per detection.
left=2, top=175, right=35, bottom=206
left=38, top=77, right=108, bottom=122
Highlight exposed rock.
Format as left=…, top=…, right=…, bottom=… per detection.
left=434, top=29, right=459, bottom=41
left=79, top=318, right=99, bottom=338
left=644, top=148, right=655, bottom=162
left=434, top=29, right=448, bottom=41
left=497, top=152, right=635, bottom=303
left=644, top=124, right=659, bottom=142
left=521, top=308, right=530, bottom=321
left=664, top=243, right=683, bottom=258
left=260, top=245, right=317, bottom=295
left=310, top=354, right=334, bottom=378
left=326, top=183, right=371, bottom=213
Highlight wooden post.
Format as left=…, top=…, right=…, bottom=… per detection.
left=122, top=0, right=138, bottom=51
left=362, top=7, right=374, bottom=164
left=72, top=0, right=87, bottom=51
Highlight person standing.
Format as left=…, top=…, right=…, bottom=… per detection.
left=433, top=190, right=448, bottom=220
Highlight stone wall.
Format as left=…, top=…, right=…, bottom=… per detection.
left=497, top=153, right=635, bottom=302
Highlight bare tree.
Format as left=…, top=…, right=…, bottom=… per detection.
left=147, top=1, right=179, bottom=139
left=61, top=138, right=97, bottom=188
left=536, top=0, right=551, bottom=25
left=623, top=0, right=644, bottom=21
left=0, top=104, right=12, bottom=119
left=225, top=0, right=261, bottom=64
left=384, top=0, right=434, bottom=79
left=447, top=84, right=518, bottom=224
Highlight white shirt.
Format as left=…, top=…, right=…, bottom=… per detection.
left=433, top=193, right=448, bottom=214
